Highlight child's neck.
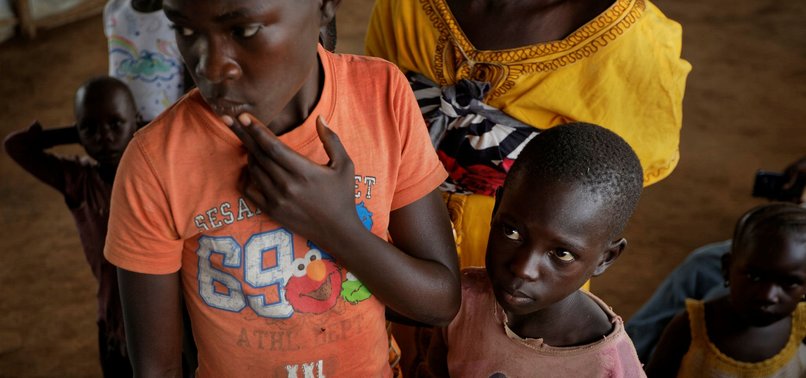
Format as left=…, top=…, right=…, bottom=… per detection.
left=446, top=0, right=615, bottom=50
left=99, top=163, right=117, bottom=185
left=504, top=290, right=613, bottom=347
left=131, top=0, right=162, bottom=13
left=265, top=54, right=324, bottom=136
left=705, top=296, right=794, bottom=363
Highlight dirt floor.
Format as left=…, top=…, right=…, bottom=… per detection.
left=0, top=0, right=804, bottom=376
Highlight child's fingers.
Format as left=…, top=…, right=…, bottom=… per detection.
left=222, top=115, right=263, bottom=156
left=239, top=113, right=320, bottom=173
left=247, top=155, right=282, bottom=198
left=316, top=116, right=353, bottom=174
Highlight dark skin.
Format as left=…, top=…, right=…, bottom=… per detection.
left=131, top=0, right=163, bottom=13
left=646, top=229, right=806, bottom=377
left=3, top=80, right=137, bottom=191
left=427, top=180, right=627, bottom=376
left=445, top=0, right=615, bottom=50
left=117, top=1, right=460, bottom=376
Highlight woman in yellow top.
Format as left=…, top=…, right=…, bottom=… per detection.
left=366, top=0, right=691, bottom=267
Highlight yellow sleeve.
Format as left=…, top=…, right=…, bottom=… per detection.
left=365, top=0, right=395, bottom=61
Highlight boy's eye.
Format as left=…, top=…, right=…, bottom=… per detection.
left=746, top=273, right=761, bottom=282
left=171, top=24, right=195, bottom=37
left=234, top=24, right=262, bottom=38
left=502, top=225, right=521, bottom=241
left=781, top=279, right=803, bottom=289
left=551, top=249, right=576, bottom=262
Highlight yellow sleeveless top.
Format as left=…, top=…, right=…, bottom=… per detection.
left=679, top=300, right=806, bottom=378
left=366, top=0, right=691, bottom=186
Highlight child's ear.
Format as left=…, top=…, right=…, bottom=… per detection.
left=491, top=186, right=504, bottom=222
left=592, top=238, right=627, bottom=276
left=721, top=252, right=732, bottom=282
left=319, top=0, right=341, bottom=27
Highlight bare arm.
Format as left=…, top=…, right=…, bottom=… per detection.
left=3, top=122, right=79, bottom=193
left=229, top=115, right=461, bottom=325
left=332, top=189, right=461, bottom=325
left=117, top=268, right=184, bottom=378
left=645, top=311, right=691, bottom=378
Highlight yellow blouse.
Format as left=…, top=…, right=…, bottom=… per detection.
left=679, top=300, right=806, bottom=378
left=366, top=0, right=691, bottom=186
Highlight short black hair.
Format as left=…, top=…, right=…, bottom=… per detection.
left=74, top=76, right=135, bottom=115
left=504, top=122, right=644, bottom=236
left=732, top=203, right=806, bottom=255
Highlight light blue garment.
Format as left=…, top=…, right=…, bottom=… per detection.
left=625, top=240, right=731, bottom=362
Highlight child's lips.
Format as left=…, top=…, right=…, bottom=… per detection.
left=210, top=98, right=250, bottom=117
left=501, top=288, right=534, bottom=306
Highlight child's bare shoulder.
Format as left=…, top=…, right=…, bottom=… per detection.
left=329, top=51, right=406, bottom=82
left=576, top=291, right=623, bottom=339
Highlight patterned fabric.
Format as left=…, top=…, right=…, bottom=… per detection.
left=367, top=0, right=691, bottom=187
left=679, top=300, right=806, bottom=377
left=104, top=0, right=184, bottom=123
left=409, top=73, right=539, bottom=196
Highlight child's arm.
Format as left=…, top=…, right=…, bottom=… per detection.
left=3, top=121, right=79, bottom=194
left=644, top=311, right=692, bottom=378
left=117, top=268, right=184, bottom=377
left=425, top=326, right=450, bottom=377
left=229, top=115, right=461, bottom=326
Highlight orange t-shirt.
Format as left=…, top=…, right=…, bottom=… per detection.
left=105, top=46, right=447, bottom=377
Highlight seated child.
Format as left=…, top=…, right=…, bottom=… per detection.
left=104, top=0, right=460, bottom=376
left=627, top=155, right=806, bottom=363
left=425, top=122, right=646, bottom=377
left=3, top=76, right=137, bottom=377
left=646, top=203, right=806, bottom=377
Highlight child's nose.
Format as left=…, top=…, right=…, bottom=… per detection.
left=194, top=36, right=242, bottom=84
left=757, top=283, right=781, bottom=305
left=509, top=251, right=541, bottom=281
left=100, top=125, right=115, bottom=143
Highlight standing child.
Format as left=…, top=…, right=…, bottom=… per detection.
left=3, top=76, right=137, bottom=377
left=103, top=0, right=461, bottom=377
left=104, top=0, right=185, bottom=125
left=425, top=123, right=646, bottom=377
left=646, top=203, right=806, bottom=377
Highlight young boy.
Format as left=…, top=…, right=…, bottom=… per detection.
left=426, top=123, right=646, bottom=377
left=103, top=1, right=461, bottom=377
left=4, top=76, right=138, bottom=377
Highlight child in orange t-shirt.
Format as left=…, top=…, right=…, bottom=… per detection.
left=103, top=1, right=461, bottom=377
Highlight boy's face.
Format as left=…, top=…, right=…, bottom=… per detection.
left=486, top=180, right=622, bottom=316
left=727, top=230, right=806, bottom=327
left=163, top=0, right=325, bottom=124
left=76, top=89, right=137, bottom=167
